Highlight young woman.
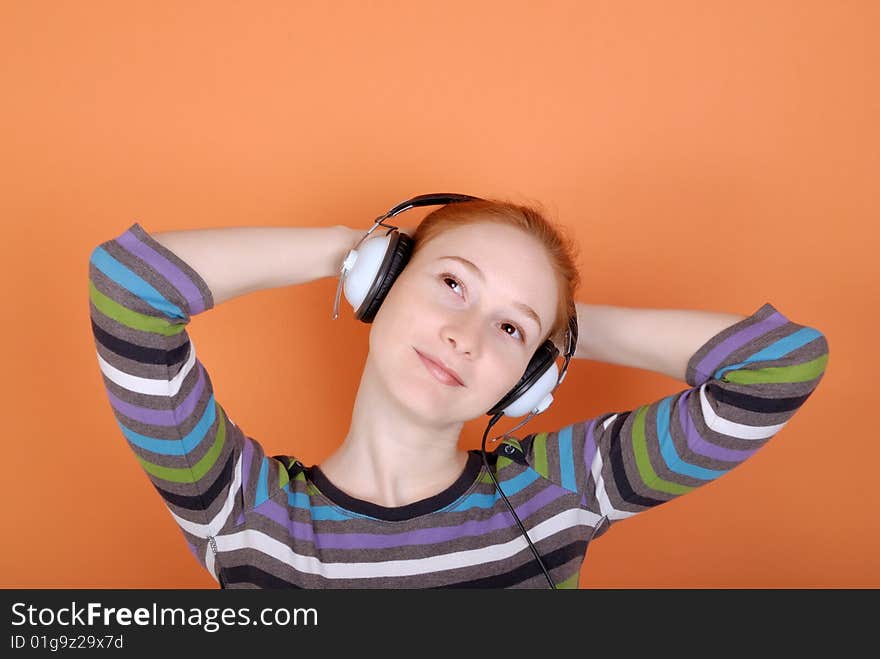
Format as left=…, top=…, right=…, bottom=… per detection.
left=88, top=194, right=829, bottom=588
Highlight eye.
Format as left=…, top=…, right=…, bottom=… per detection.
left=439, top=273, right=526, bottom=343
left=499, top=322, right=525, bottom=342
left=441, top=274, right=462, bottom=295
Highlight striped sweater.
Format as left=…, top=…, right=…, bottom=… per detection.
left=88, top=222, right=830, bottom=588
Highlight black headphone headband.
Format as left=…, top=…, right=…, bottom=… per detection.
left=382, top=193, right=484, bottom=219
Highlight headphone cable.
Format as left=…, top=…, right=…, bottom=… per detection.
left=480, top=412, right=557, bottom=589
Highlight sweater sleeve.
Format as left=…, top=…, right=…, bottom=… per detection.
left=88, top=222, right=294, bottom=584
left=517, top=302, right=829, bottom=536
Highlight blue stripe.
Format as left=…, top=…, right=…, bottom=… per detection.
left=90, top=245, right=185, bottom=319
left=716, top=327, right=823, bottom=379
left=446, top=469, right=540, bottom=512
left=285, top=491, right=366, bottom=520
left=119, top=394, right=216, bottom=456
left=256, top=458, right=269, bottom=506
left=558, top=425, right=576, bottom=491
left=311, top=506, right=365, bottom=521
left=656, top=395, right=726, bottom=480
left=286, top=491, right=313, bottom=510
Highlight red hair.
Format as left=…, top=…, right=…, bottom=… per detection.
left=411, top=198, right=581, bottom=349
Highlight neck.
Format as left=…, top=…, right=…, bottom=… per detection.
left=319, top=357, right=469, bottom=508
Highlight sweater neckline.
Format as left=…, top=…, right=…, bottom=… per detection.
left=306, top=450, right=486, bottom=521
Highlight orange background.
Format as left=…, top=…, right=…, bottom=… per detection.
left=0, top=0, right=876, bottom=588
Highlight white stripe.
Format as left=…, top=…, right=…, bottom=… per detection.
left=97, top=341, right=196, bottom=396
left=214, top=507, right=603, bottom=580
left=205, top=546, right=219, bottom=583
left=592, top=415, right=636, bottom=520
left=590, top=450, right=636, bottom=521
left=96, top=341, right=197, bottom=397
left=699, top=382, right=786, bottom=439
left=167, top=453, right=243, bottom=539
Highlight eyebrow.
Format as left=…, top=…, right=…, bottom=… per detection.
left=436, top=255, right=543, bottom=334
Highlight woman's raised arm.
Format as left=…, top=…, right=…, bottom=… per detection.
left=87, top=220, right=358, bottom=585
left=151, top=223, right=359, bottom=306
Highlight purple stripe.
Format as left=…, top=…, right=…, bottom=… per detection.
left=253, top=483, right=570, bottom=549
left=253, top=498, right=294, bottom=531
left=186, top=540, right=199, bottom=560
left=679, top=389, right=757, bottom=462
left=583, top=418, right=597, bottom=477
left=116, top=227, right=207, bottom=315
left=693, top=310, right=788, bottom=384
left=104, top=362, right=207, bottom=426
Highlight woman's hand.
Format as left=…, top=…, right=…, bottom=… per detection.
left=340, top=224, right=414, bottom=250
left=339, top=225, right=364, bottom=251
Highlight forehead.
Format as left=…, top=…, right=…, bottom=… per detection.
left=418, top=221, right=543, bottom=256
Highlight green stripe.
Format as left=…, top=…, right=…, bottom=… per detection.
left=632, top=405, right=694, bottom=496
left=557, top=571, right=580, bottom=589
left=277, top=461, right=289, bottom=490
left=533, top=432, right=549, bottom=478
left=478, top=471, right=496, bottom=484
left=89, top=279, right=184, bottom=336
left=137, top=403, right=227, bottom=483
left=725, top=353, right=828, bottom=384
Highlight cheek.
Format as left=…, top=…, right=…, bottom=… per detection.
left=480, top=354, right=529, bottom=398
left=370, top=280, right=412, bottom=329
left=379, top=280, right=440, bottom=331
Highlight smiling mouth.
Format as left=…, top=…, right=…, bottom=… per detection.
left=414, top=349, right=465, bottom=387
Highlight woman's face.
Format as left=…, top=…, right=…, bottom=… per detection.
left=366, top=221, right=560, bottom=425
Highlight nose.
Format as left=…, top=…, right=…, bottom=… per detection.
left=441, top=311, right=482, bottom=356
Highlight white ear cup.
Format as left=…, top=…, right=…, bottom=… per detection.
left=342, top=234, right=393, bottom=314
left=501, top=361, right=559, bottom=417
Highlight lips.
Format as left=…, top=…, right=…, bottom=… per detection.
left=414, top=349, right=465, bottom=387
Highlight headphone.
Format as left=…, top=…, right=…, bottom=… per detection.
left=330, top=192, right=579, bottom=588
